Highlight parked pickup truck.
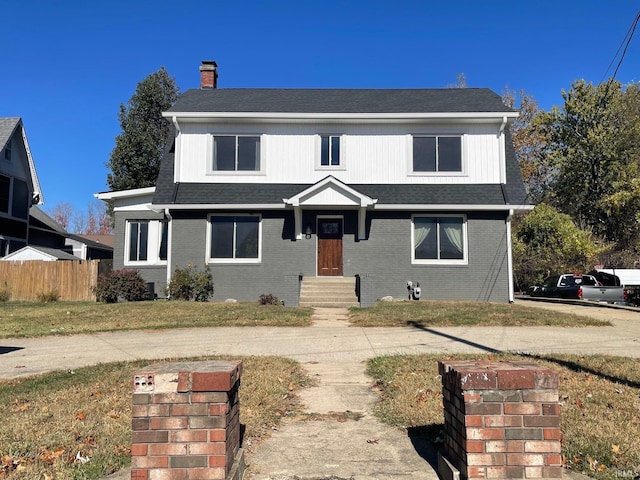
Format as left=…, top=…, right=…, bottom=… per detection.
left=528, top=273, right=627, bottom=304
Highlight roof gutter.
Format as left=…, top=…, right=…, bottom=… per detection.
left=150, top=203, right=533, bottom=212
left=162, top=111, right=520, bottom=121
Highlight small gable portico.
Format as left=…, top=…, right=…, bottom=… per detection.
left=283, top=176, right=377, bottom=241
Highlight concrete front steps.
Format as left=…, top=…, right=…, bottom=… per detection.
left=299, top=276, right=360, bottom=308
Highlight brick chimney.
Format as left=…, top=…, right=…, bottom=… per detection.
left=199, top=60, right=218, bottom=89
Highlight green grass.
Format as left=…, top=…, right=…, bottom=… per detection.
left=0, top=356, right=313, bottom=479
left=0, top=301, right=312, bottom=338
left=0, top=300, right=609, bottom=340
left=349, top=301, right=611, bottom=327
left=367, top=353, right=640, bottom=480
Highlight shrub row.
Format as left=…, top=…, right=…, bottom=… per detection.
left=93, top=265, right=215, bottom=303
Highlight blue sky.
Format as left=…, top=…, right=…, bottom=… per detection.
left=2, top=0, right=639, bottom=216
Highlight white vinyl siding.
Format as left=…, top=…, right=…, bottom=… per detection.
left=176, top=123, right=503, bottom=185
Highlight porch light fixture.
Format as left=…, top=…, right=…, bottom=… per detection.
left=305, top=224, right=312, bottom=239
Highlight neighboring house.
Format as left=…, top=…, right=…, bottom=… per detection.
left=98, top=61, right=532, bottom=305
left=1, top=245, right=80, bottom=261
left=0, top=117, right=44, bottom=257
left=28, top=206, right=113, bottom=260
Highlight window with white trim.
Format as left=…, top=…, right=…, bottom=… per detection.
left=412, top=135, right=462, bottom=172
left=412, top=215, right=467, bottom=264
left=208, top=215, right=261, bottom=263
left=125, top=220, right=168, bottom=265
left=212, top=135, right=261, bottom=171
left=320, top=135, right=341, bottom=167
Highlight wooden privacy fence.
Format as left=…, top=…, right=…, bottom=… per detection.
left=0, top=260, right=111, bottom=301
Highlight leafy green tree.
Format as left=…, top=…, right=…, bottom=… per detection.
left=512, top=204, right=607, bottom=291
left=106, top=67, right=178, bottom=191
left=535, top=80, right=640, bottom=244
left=502, top=88, right=549, bottom=204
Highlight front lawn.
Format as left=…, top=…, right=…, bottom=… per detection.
left=0, top=355, right=312, bottom=479
left=0, top=301, right=312, bottom=338
left=368, top=353, right=640, bottom=480
left=349, top=300, right=610, bottom=327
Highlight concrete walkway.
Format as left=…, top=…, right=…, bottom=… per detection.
left=0, top=300, right=636, bottom=479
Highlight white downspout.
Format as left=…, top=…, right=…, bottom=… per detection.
left=172, top=116, right=181, bottom=184
left=164, top=208, right=173, bottom=297
left=506, top=209, right=514, bottom=303
left=499, top=115, right=508, bottom=185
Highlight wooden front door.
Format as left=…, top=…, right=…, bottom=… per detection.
left=317, top=218, right=343, bottom=276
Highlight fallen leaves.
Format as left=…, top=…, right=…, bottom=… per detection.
left=11, top=399, right=30, bottom=413
left=587, top=456, right=607, bottom=472
left=38, top=447, right=66, bottom=466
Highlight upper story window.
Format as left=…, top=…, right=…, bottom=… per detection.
left=0, top=175, right=29, bottom=219
left=0, top=175, right=10, bottom=214
left=320, top=135, right=341, bottom=167
left=208, top=215, right=261, bottom=263
left=4, top=143, right=11, bottom=161
left=412, top=215, right=467, bottom=265
left=412, top=135, right=462, bottom=173
left=212, top=135, right=261, bottom=172
left=125, top=220, right=168, bottom=265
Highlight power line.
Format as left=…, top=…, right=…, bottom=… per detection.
left=600, top=9, right=640, bottom=84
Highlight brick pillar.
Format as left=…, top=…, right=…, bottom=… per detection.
left=438, top=360, right=561, bottom=480
left=131, top=360, right=244, bottom=480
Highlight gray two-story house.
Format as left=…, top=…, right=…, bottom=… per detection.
left=99, top=62, right=532, bottom=306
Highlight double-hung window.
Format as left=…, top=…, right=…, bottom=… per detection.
left=413, top=135, right=462, bottom=173
left=208, top=215, right=261, bottom=263
left=320, top=135, right=341, bottom=167
left=412, top=215, right=467, bottom=264
left=128, top=221, right=149, bottom=262
left=212, top=135, right=261, bottom=172
left=126, top=220, right=168, bottom=265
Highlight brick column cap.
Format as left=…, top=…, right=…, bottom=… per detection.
left=133, top=360, right=243, bottom=394
left=439, top=360, right=558, bottom=390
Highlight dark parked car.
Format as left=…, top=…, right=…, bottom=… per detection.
left=528, top=274, right=598, bottom=299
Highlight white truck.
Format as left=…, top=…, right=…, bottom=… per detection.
left=591, top=269, right=640, bottom=306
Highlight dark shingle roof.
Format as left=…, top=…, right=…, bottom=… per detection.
left=155, top=181, right=511, bottom=207
left=503, top=129, right=527, bottom=205
left=168, top=88, right=514, bottom=114
left=0, top=117, right=21, bottom=150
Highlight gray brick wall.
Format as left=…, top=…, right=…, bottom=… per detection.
left=169, top=211, right=315, bottom=303
left=115, top=209, right=510, bottom=305
left=345, top=211, right=509, bottom=303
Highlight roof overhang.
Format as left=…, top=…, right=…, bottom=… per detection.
left=164, top=111, right=519, bottom=125
left=372, top=204, right=534, bottom=212
left=95, top=186, right=156, bottom=201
